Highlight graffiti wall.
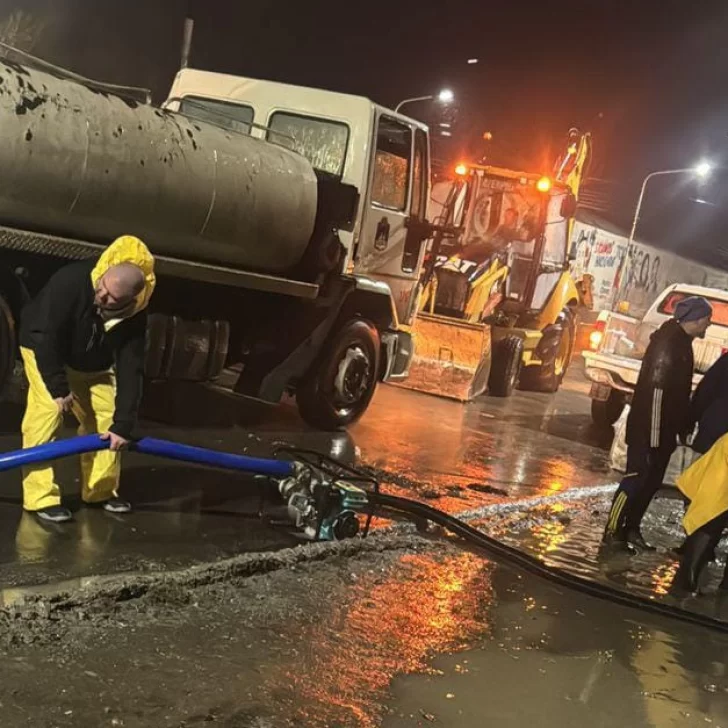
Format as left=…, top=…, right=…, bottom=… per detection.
left=569, top=221, right=630, bottom=312
left=570, top=215, right=728, bottom=318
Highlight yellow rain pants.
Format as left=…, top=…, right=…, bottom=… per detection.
left=20, top=347, right=120, bottom=511
left=677, top=433, right=728, bottom=536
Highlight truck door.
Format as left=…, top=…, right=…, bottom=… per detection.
left=356, top=114, right=429, bottom=325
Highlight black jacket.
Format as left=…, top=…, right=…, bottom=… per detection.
left=626, top=319, right=694, bottom=449
left=19, top=259, right=147, bottom=438
left=687, top=353, right=728, bottom=454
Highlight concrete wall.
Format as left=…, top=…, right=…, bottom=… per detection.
left=570, top=215, right=728, bottom=318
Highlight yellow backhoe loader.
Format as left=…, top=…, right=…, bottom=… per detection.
left=397, top=130, right=591, bottom=401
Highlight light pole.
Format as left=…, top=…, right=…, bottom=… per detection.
left=395, top=88, right=454, bottom=114
left=628, top=162, right=712, bottom=245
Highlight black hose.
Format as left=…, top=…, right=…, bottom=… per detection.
left=369, top=491, right=728, bottom=634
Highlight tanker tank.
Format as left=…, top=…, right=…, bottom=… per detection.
left=0, top=59, right=319, bottom=274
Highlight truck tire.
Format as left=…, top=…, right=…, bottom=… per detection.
left=488, top=335, right=523, bottom=397
left=591, top=391, right=625, bottom=428
left=296, top=319, right=381, bottom=430
left=521, top=309, right=575, bottom=393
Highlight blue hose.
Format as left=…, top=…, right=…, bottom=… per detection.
left=134, top=438, right=294, bottom=478
left=0, top=435, right=295, bottom=479
left=0, top=435, right=109, bottom=472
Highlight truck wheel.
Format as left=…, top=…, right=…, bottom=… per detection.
left=591, top=391, right=625, bottom=428
left=488, top=335, right=523, bottom=397
left=296, top=319, right=381, bottom=430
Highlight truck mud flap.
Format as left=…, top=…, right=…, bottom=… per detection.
left=392, top=312, right=491, bottom=402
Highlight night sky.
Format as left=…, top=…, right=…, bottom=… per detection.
left=4, top=0, right=728, bottom=267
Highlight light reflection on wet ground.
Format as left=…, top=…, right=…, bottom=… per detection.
left=7, top=361, right=727, bottom=726
left=351, top=367, right=612, bottom=515
left=267, top=551, right=495, bottom=728
left=383, top=557, right=728, bottom=728
left=470, top=488, right=728, bottom=621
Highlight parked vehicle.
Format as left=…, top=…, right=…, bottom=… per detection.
left=584, top=284, right=728, bottom=427
left=0, top=47, right=438, bottom=429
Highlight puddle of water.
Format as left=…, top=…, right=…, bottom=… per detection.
left=383, top=557, right=728, bottom=728
left=471, top=491, right=728, bottom=622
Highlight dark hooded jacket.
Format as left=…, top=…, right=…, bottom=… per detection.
left=626, top=319, right=694, bottom=449
left=686, top=353, right=728, bottom=454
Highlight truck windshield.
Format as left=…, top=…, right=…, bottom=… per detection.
left=179, top=96, right=254, bottom=135
left=658, top=291, right=728, bottom=327
left=267, top=112, right=349, bottom=177
left=459, top=175, right=545, bottom=302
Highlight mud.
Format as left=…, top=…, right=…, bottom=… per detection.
left=0, top=532, right=439, bottom=648
left=0, top=534, right=493, bottom=728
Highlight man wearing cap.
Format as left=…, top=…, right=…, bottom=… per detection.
left=603, top=295, right=713, bottom=551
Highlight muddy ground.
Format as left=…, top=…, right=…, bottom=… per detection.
left=3, top=523, right=728, bottom=728
left=0, top=534, right=488, bottom=728
left=3, top=367, right=725, bottom=727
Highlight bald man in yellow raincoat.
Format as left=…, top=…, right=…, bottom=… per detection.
left=18, top=236, right=155, bottom=524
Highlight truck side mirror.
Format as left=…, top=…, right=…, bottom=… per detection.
left=404, top=216, right=434, bottom=243
left=402, top=218, right=433, bottom=273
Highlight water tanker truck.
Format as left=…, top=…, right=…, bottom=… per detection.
left=0, top=48, right=434, bottom=429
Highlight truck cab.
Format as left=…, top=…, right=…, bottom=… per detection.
left=165, top=70, right=431, bottom=329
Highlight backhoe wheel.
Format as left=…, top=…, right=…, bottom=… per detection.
left=591, top=390, right=625, bottom=428
left=550, top=308, right=577, bottom=390
left=296, top=319, right=381, bottom=430
left=488, top=335, right=523, bottom=397
left=522, top=309, right=576, bottom=393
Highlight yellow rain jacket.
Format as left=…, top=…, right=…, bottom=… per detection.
left=19, top=235, right=156, bottom=439
left=677, top=433, right=728, bottom=535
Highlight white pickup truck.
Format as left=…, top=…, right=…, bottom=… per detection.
left=583, top=284, right=728, bottom=427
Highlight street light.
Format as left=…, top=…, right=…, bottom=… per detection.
left=628, top=162, right=713, bottom=246
left=395, top=88, right=454, bottom=113
left=695, top=161, right=712, bottom=178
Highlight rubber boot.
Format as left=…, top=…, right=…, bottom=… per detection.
left=673, top=530, right=714, bottom=593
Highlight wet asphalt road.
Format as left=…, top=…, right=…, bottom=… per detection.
left=3, top=365, right=728, bottom=727
left=0, top=362, right=613, bottom=592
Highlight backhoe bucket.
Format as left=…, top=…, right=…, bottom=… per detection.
left=394, top=312, right=492, bottom=401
